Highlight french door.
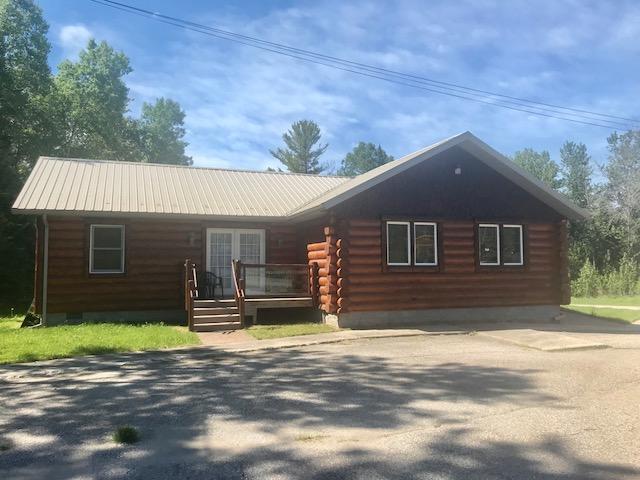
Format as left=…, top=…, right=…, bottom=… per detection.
left=206, top=228, right=265, bottom=295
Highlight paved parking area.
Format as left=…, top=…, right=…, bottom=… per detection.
left=1, top=323, right=639, bottom=479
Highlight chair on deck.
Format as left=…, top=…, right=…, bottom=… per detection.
left=197, top=271, right=224, bottom=299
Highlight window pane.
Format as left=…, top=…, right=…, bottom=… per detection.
left=503, top=226, right=523, bottom=264
left=93, top=226, right=123, bottom=248
left=415, top=224, right=436, bottom=264
left=479, top=225, right=499, bottom=264
left=92, top=249, right=123, bottom=271
left=387, top=223, right=409, bottom=264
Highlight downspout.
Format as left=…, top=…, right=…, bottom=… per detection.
left=41, top=214, right=49, bottom=326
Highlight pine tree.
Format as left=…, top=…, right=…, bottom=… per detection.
left=270, top=120, right=328, bottom=174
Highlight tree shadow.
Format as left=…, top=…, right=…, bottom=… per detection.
left=0, top=344, right=635, bottom=479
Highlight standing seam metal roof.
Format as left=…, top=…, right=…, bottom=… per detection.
left=12, top=157, right=350, bottom=218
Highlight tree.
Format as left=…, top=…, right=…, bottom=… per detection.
left=0, top=0, right=53, bottom=304
left=53, top=39, right=132, bottom=159
left=512, top=148, right=562, bottom=189
left=560, top=141, right=592, bottom=208
left=270, top=120, right=328, bottom=174
left=338, top=142, right=393, bottom=176
left=137, top=98, right=192, bottom=165
left=603, top=130, right=640, bottom=259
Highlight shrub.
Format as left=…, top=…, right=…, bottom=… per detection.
left=602, top=255, right=639, bottom=295
left=572, top=255, right=640, bottom=297
left=572, top=260, right=600, bottom=297
left=113, top=425, right=140, bottom=444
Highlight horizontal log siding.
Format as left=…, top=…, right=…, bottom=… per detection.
left=45, top=216, right=301, bottom=314
left=340, top=219, right=562, bottom=313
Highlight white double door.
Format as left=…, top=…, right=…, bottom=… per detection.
left=206, top=228, right=265, bottom=295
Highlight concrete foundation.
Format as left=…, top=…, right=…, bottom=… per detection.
left=326, top=305, right=562, bottom=329
left=46, top=309, right=186, bottom=326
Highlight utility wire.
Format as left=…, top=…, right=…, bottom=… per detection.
left=88, top=0, right=639, bottom=130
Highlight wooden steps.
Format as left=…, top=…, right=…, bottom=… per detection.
left=192, top=299, right=241, bottom=332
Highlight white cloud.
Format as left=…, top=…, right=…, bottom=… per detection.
left=58, top=24, right=93, bottom=58
left=118, top=0, right=639, bottom=169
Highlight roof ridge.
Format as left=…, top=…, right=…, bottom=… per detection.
left=37, top=156, right=350, bottom=179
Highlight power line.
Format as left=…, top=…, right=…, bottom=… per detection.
left=88, top=0, right=639, bottom=130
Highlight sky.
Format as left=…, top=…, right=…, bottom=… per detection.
left=39, top=0, right=640, bottom=173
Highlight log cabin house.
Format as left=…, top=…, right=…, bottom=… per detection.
left=12, top=132, right=587, bottom=331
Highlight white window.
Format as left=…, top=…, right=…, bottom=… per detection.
left=386, top=221, right=411, bottom=266
left=414, top=222, right=438, bottom=266
left=502, top=225, right=524, bottom=265
left=90, top=225, right=125, bottom=273
left=478, top=224, right=500, bottom=266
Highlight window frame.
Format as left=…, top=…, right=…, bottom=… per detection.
left=478, top=223, right=501, bottom=266
left=502, top=224, right=524, bottom=266
left=386, top=221, right=411, bottom=266
left=89, top=224, right=125, bottom=274
left=413, top=222, right=438, bottom=266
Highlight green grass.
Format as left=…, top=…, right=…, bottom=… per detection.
left=570, top=295, right=640, bottom=306
left=564, top=305, right=640, bottom=324
left=0, top=315, right=200, bottom=364
left=113, top=425, right=140, bottom=444
left=247, top=322, right=337, bottom=340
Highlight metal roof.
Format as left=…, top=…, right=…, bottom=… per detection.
left=12, top=132, right=588, bottom=221
left=12, top=157, right=349, bottom=219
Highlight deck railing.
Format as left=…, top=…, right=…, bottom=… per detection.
left=232, top=259, right=246, bottom=327
left=240, top=263, right=312, bottom=298
left=184, top=259, right=198, bottom=331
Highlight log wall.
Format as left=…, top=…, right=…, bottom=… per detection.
left=43, top=216, right=301, bottom=314
left=306, top=226, right=340, bottom=313
left=337, top=218, right=564, bottom=313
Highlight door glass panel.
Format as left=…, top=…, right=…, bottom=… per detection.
left=209, top=232, right=233, bottom=291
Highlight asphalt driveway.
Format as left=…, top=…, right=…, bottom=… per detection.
left=1, top=326, right=639, bottom=479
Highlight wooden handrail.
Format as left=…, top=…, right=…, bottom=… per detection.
left=184, top=259, right=198, bottom=331
left=231, top=259, right=245, bottom=328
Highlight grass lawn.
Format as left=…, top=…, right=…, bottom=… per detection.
left=564, top=305, right=640, bottom=324
left=570, top=295, right=640, bottom=306
left=0, top=315, right=200, bottom=365
left=246, top=323, right=337, bottom=340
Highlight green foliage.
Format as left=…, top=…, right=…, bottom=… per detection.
left=560, top=141, right=591, bottom=208
left=571, top=256, right=640, bottom=298
left=137, top=98, right=192, bottom=165
left=338, top=142, right=393, bottom=176
left=571, top=261, right=601, bottom=297
left=113, top=425, right=140, bottom=444
left=270, top=120, right=328, bottom=174
left=0, top=0, right=52, bottom=304
left=512, top=148, right=562, bottom=189
left=53, top=39, right=132, bottom=159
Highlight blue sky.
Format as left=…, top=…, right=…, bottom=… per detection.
left=40, top=0, right=640, bottom=173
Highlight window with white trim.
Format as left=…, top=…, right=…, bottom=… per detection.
left=478, top=224, right=500, bottom=265
left=386, top=221, right=411, bottom=265
left=90, top=225, right=125, bottom=273
left=478, top=223, right=524, bottom=266
left=502, top=225, right=524, bottom=265
left=414, top=222, right=438, bottom=266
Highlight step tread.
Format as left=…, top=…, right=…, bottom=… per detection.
left=193, top=321, right=241, bottom=332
